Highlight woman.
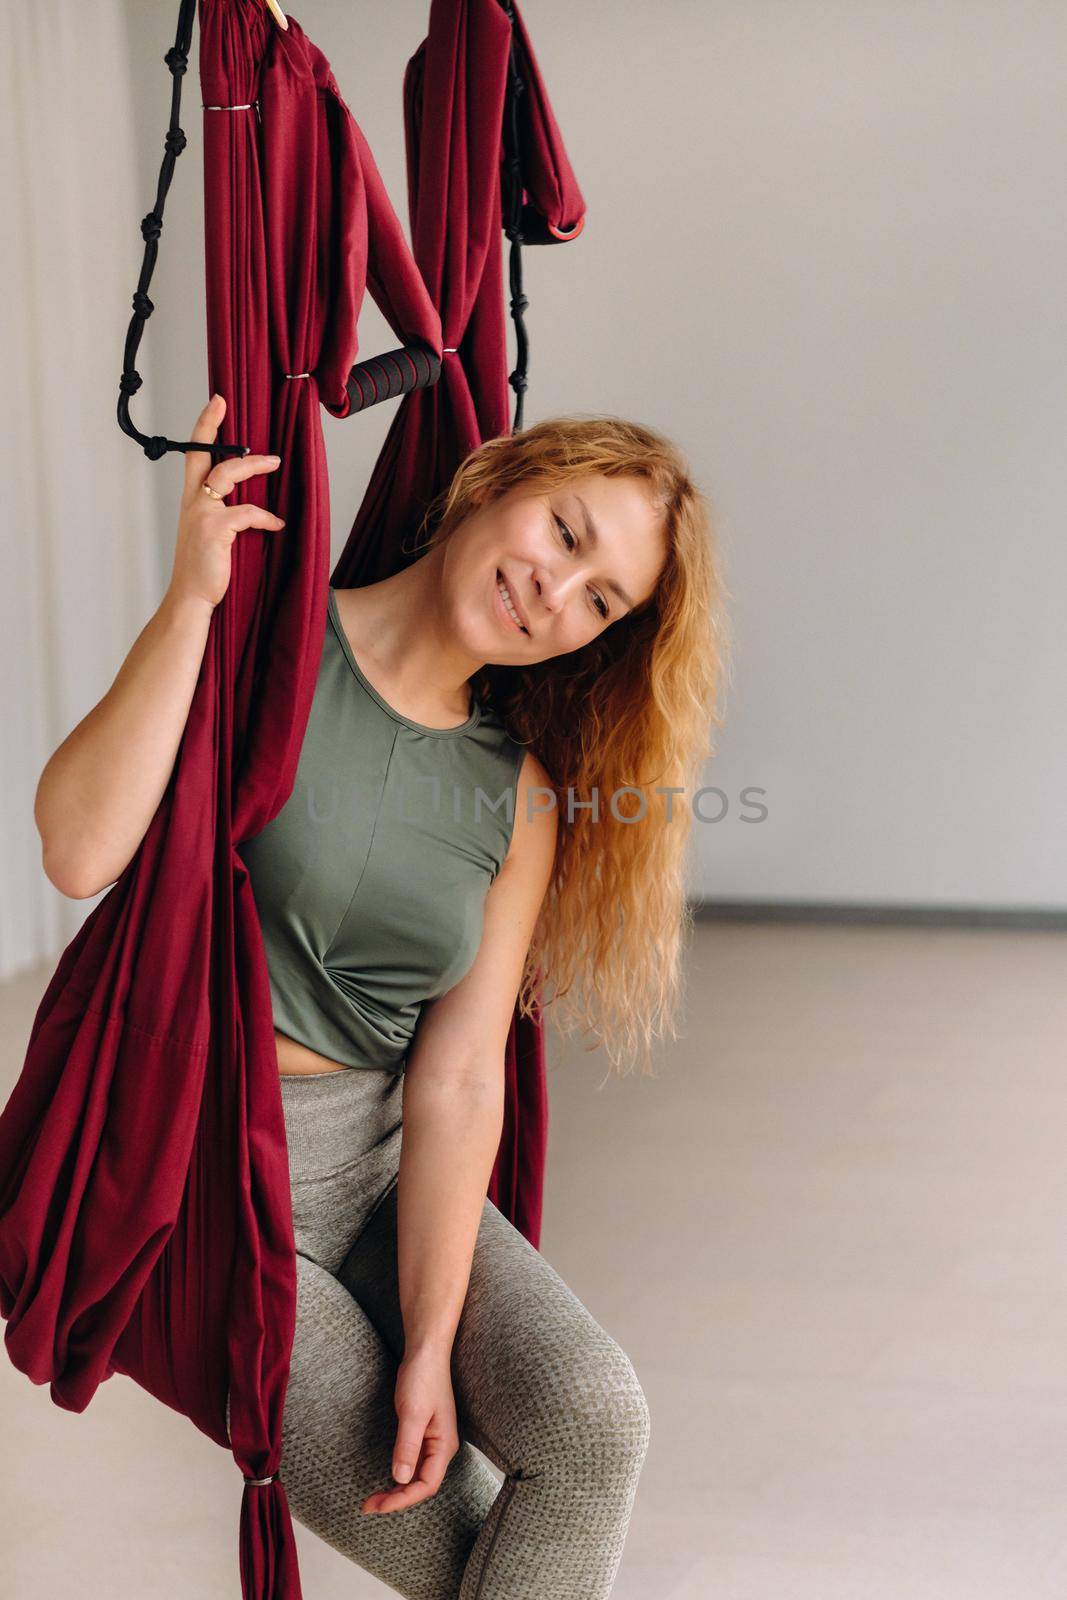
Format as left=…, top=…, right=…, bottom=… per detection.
left=34, top=392, right=727, bottom=1598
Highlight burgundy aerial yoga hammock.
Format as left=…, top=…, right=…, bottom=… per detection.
left=0, top=1, right=586, bottom=1596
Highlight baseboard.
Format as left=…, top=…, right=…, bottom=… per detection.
left=689, top=901, right=1067, bottom=930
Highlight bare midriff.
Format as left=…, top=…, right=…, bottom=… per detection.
left=274, top=1028, right=351, bottom=1077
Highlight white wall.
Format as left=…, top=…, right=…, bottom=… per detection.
left=0, top=0, right=164, bottom=979
left=119, top=0, right=1067, bottom=914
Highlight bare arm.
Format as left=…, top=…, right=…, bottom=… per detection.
left=33, top=395, right=285, bottom=899
left=360, top=754, right=558, bottom=1513
left=397, top=752, right=558, bottom=1359
left=35, top=591, right=214, bottom=899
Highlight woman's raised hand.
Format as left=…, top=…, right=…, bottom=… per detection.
left=168, top=393, right=286, bottom=612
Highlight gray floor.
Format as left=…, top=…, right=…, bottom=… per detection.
left=3, top=920, right=1067, bottom=1597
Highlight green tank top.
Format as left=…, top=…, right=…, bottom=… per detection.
left=237, top=586, right=528, bottom=1072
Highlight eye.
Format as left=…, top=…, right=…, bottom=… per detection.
left=554, top=515, right=610, bottom=620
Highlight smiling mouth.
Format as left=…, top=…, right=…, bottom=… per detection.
left=496, top=570, right=529, bottom=634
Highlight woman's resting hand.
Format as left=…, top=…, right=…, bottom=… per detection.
left=361, top=1345, right=460, bottom=1515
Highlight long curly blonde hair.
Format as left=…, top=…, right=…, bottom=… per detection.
left=411, top=414, right=732, bottom=1079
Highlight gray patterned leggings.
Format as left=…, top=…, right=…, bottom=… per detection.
left=271, top=1065, right=651, bottom=1599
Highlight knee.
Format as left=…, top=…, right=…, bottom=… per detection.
left=529, top=1334, right=651, bottom=1486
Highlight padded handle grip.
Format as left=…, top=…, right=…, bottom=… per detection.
left=344, top=340, right=443, bottom=415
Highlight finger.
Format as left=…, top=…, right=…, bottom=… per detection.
left=183, top=394, right=228, bottom=496
left=224, top=506, right=287, bottom=534
left=410, top=1444, right=451, bottom=1496
left=391, top=1418, right=428, bottom=1486
left=393, top=1448, right=441, bottom=1496
left=362, top=1440, right=452, bottom=1515
left=199, top=454, right=283, bottom=504
left=361, top=1480, right=436, bottom=1515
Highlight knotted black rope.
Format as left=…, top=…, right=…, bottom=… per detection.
left=498, top=1, right=530, bottom=435
left=116, top=0, right=239, bottom=464
left=496, top=3, right=583, bottom=433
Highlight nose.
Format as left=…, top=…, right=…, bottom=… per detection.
left=532, top=565, right=582, bottom=613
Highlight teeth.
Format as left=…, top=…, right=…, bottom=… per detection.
left=497, top=575, right=526, bottom=632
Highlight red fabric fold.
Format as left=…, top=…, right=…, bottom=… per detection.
left=239, top=1479, right=302, bottom=1599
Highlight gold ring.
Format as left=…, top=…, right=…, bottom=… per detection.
left=202, top=482, right=226, bottom=501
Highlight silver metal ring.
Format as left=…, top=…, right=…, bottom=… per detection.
left=243, top=1473, right=279, bottom=1487
left=203, top=103, right=257, bottom=111
left=284, top=372, right=310, bottom=379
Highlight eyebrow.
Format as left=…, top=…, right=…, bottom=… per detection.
left=573, top=495, right=637, bottom=613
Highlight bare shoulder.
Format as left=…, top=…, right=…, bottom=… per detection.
left=501, top=747, right=559, bottom=878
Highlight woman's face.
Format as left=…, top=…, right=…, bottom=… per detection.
left=445, top=472, right=669, bottom=665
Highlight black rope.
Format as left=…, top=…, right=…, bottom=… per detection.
left=498, top=2, right=529, bottom=434
left=117, top=0, right=246, bottom=465
left=495, top=3, right=585, bottom=432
